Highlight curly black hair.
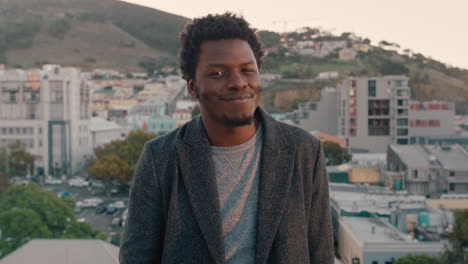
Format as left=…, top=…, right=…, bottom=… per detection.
left=179, top=12, right=265, bottom=81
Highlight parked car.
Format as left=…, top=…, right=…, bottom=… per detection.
left=57, top=191, right=70, bottom=198
left=74, top=206, right=83, bottom=213
left=77, top=197, right=103, bottom=208
left=90, top=179, right=104, bottom=188
left=106, top=206, right=118, bottom=215
left=109, top=201, right=125, bottom=209
left=45, top=177, right=62, bottom=185
left=111, top=217, right=122, bottom=226
left=69, top=178, right=89, bottom=187
left=95, top=205, right=106, bottom=214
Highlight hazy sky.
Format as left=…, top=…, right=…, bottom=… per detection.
left=121, top=0, right=468, bottom=69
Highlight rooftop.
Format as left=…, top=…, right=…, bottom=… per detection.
left=90, top=117, right=122, bottom=132
left=0, top=239, right=119, bottom=264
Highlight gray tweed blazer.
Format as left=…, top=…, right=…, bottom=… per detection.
left=119, top=107, right=334, bottom=264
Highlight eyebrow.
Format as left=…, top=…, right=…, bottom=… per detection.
left=206, top=61, right=256, bottom=68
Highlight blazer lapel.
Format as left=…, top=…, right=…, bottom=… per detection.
left=255, top=108, right=296, bottom=264
left=176, top=117, right=225, bottom=264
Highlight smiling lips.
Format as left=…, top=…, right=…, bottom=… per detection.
left=222, top=94, right=253, bottom=104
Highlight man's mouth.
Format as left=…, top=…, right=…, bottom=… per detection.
left=222, top=94, right=253, bottom=102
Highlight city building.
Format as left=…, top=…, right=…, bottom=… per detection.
left=338, top=76, right=411, bottom=153
left=172, top=108, right=193, bottom=127
left=146, top=115, right=177, bottom=135
left=310, top=131, right=347, bottom=148
left=0, top=65, right=92, bottom=177
left=338, top=49, right=357, bottom=61
left=409, top=100, right=455, bottom=143
left=330, top=184, right=448, bottom=264
left=90, top=117, right=125, bottom=148
left=0, top=239, right=119, bottom=264
left=293, top=87, right=338, bottom=135
left=387, top=144, right=468, bottom=196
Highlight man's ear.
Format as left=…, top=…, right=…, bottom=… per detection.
left=187, top=79, right=198, bottom=98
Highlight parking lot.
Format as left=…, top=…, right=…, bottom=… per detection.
left=41, top=180, right=129, bottom=235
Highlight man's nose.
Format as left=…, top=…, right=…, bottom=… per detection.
left=227, top=71, right=247, bottom=89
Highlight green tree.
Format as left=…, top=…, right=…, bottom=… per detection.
left=394, top=254, right=442, bottom=264
left=441, top=209, right=468, bottom=264
left=378, top=59, right=410, bottom=75
left=48, top=18, right=71, bottom=37
left=0, top=184, right=104, bottom=258
left=87, top=130, right=156, bottom=187
left=0, top=140, right=35, bottom=178
left=191, top=105, right=200, bottom=117
left=258, top=30, right=281, bottom=48
left=323, top=141, right=351, bottom=166
left=0, top=172, right=9, bottom=193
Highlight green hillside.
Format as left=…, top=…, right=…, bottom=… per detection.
left=0, top=0, right=189, bottom=70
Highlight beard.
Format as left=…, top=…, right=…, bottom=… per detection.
left=221, top=114, right=254, bottom=127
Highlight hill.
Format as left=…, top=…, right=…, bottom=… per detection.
left=0, top=0, right=189, bottom=71
left=258, top=30, right=468, bottom=114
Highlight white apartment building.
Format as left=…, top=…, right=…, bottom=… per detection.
left=338, top=76, right=411, bottom=153
left=0, top=65, right=92, bottom=177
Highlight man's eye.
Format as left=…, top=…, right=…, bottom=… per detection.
left=243, top=68, right=256, bottom=74
left=209, top=71, right=225, bottom=77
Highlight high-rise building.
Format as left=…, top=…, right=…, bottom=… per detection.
left=0, top=65, right=92, bottom=177
left=337, top=76, right=411, bottom=153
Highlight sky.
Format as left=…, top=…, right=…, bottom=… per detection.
left=121, top=0, right=468, bottom=70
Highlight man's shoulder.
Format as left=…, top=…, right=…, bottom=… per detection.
left=144, top=117, right=194, bottom=156
left=274, top=119, right=321, bottom=148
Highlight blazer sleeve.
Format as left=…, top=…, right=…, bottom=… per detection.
left=308, top=141, right=335, bottom=263
left=119, top=143, right=165, bottom=264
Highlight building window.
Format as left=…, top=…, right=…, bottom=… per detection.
left=368, top=100, right=390, bottom=116
left=450, top=171, right=455, bottom=177
left=395, top=80, right=403, bottom=87
left=397, top=109, right=408, bottom=116
left=449, top=183, right=455, bottom=191
left=368, top=80, right=376, bottom=97
left=397, top=138, right=408, bottom=145
left=429, top=120, right=441, bottom=127
left=349, top=128, right=356, bottom=136
left=368, top=118, right=390, bottom=136
left=397, top=99, right=408, bottom=107
left=397, top=89, right=409, bottom=97
left=397, top=128, right=408, bottom=136
left=414, top=170, right=418, bottom=179
left=397, top=119, right=408, bottom=126
left=309, top=103, right=317, bottom=111
left=9, top=92, right=17, bottom=103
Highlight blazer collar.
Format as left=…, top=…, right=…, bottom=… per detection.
left=177, top=107, right=295, bottom=264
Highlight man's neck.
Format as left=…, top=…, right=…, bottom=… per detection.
left=203, top=117, right=260, bottom=147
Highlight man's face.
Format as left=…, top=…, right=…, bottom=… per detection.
left=189, top=39, right=261, bottom=127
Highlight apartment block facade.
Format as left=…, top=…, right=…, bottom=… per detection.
left=338, top=76, right=411, bottom=153
left=0, top=65, right=92, bottom=177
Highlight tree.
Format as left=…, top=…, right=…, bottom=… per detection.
left=0, top=172, right=9, bottom=193
left=441, top=209, right=468, bottom=264
left=258, top=30, right=281, bottom=48
left=323, top=141, right=351, bottom=166
left=191, top=105, right=200, bottom=117
left=0, top=183, right=104, bottom=258
left=87, top=130, right=156, bottom=187
left=394, top=254, right=442, bottom=264
left=0, top=140, right=35, bottom=178
left=378, top=59, right=410, bottom=75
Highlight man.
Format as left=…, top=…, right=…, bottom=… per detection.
left=120, top=13, right=334, bottom=264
